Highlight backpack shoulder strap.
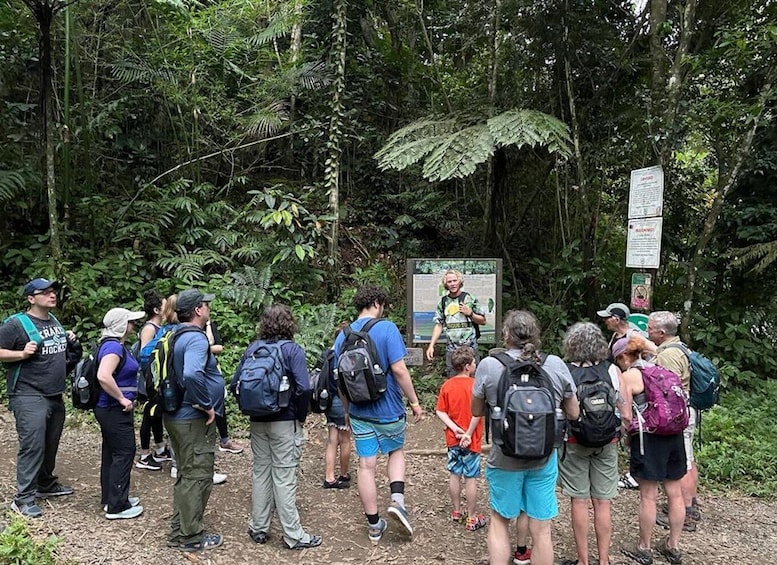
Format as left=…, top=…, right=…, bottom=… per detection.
left=361, top=317, right=383, bottom=334
left=663, top=342, right=691, bottom=358
left=6, top=313, right=42, bottom=344
left=98, top=337, right=127, bottom=376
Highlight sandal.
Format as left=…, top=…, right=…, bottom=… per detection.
left=178, top=533, right=224, bottom=552
left=621, top=544, right=653, bottom=565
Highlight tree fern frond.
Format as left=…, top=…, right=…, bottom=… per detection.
left=731, top=241, right=777, bottom=273
left=375, top=137, right=445, bottom=172
left=111, top=61, right=176, bottom=85
left=247, top=11, right=294, bottom=48
left=221, top=265, right=273, bottom=309
left=488, top=110, right=572, bottom=157
left=422, top=124, right=494, bottom=182
left=288, top=61, right=331, bottom=90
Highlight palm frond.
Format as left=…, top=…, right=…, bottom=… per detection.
left=246, top=9, right=295, bottom=48
left=0, top=170, right=26, bottom=201
left=731, top=241, right=777, bottom=273
left=243, top=101, right=289, bottom=138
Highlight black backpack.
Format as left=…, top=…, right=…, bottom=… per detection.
left=310, top=348, right=338, bottom=414
left=566, top=362, right=621, bottom=448
left=337, top=318, right=386, bottom=404
left=490, top=352, right=560, bottom=460
left=72, top=338, right=126, bottom=410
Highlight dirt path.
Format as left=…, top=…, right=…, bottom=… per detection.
left=0, top=410, right=773, bottom=564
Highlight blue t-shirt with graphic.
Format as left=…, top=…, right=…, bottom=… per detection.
left=334, top=317, right=407, bottom=423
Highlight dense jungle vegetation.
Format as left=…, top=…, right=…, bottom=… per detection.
left=1, top=0, right=776, bottom=494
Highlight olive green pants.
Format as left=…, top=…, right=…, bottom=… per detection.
left=164, top=417, right=216, bottom=545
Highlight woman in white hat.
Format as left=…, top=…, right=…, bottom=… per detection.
left=94, top=307, right=145, bottom=520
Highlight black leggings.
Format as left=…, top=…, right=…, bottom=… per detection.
left=139, top=402, right=164, bottom=450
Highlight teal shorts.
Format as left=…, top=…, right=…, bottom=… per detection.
left=447, top=447, right=481, bottom=479
left=350, top=416, right=406, bottom=458
left=486, top=451, right=559, bottom=521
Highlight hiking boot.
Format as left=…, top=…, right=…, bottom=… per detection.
left=37, top=483, right=74, bottom=498
left=657, top=536, right=682, bottom=564
left=387, top=501, right=413, bottom=536
left=466, top=514, right=486, bottom=531
left=105, top=505, right=144, bottom=520
left=685, top=506, right=702, bottom=522
left=10, top=501, right=43, bottom=518
left=218, top=439, right=244, bottom=454
left=368, top=518, right=387, bottom=543
left=136, top=454, right=162, bottom=470
left=451, top=510, right=466, bottom=524
left=621, top=544, right=653, bottom=565
left=248, top=529, right=269, bottom=544
left=177, top=533, right=224, bottom=552
left=288, top=534, right=322, bottom=550
left=153, top=447, right=172, bottom=462
left=103, top=496, right=140, bottom=512
left=513, top=547, right=532, bottom=565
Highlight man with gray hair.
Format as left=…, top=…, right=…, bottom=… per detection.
left=647, top=311, right=700, bottom=532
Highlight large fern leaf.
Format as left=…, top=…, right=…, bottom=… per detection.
left=221, top=265, right=273, bottom=309
left=375, top=109, right=571, bottom=182
left=731, top=241, right=777, bottom=273
left=0, top=170, right=26, bottom=201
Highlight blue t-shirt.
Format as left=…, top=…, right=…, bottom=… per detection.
left=333, top=317, right=407, bottom=423
left=96, top=339, right=139, bottom=408
left=167, top=324, right=226, bottom=420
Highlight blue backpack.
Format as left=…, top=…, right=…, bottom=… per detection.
left=231, top=340, right=291, bottom=417
left=665, top=343, right=720, bottom=410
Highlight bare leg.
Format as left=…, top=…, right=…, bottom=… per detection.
left=592, top=498, right=612, bottom=565
left=515, top=511, right=530, bottom=547
left=637, top=479, right=658, bottom=549
left=386, top=448, right=405, bottom=483
left=680, top=462, right=697, bottom=508
left=358, top=455, right=378, bottom=514
left=664, top=479, right=684, bottom=549
left=487, top=511, right=512, bottom=565
left=448, top=474, right=462, bottom=514
left=338, top=429, right=351, bottom=477
left=324, top=426, right=338, bottom=483
left=465, top=477, right=478, bottom=517
left=528, top=517, right=553, bottom=565
left=570, top=498, right=590, bottom=565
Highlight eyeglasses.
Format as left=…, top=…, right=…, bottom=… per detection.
left=33, top=289, right=56, bottom=296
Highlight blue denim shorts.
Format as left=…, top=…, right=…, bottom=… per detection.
left=486, top=451, right=559, bottom=521
left=325, top=395, right=347, bottom=429
left=446, top=446, right=481, bottom=478
left=350, top=416, right=406, bottom=458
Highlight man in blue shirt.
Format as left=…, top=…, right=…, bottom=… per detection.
left=164, top=289, right=225, bottom=552
left=334, top=285, right=423, bottom=544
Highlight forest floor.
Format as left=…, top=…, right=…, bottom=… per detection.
left=0, top=408, right=774, bottom=565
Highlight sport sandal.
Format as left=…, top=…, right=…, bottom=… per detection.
left=621, top=544, right=653, bottom=565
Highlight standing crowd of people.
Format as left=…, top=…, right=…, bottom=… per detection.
left=0, top=274, right=705, bottom=564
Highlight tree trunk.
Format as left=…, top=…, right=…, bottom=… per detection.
left=679, top=86, right=770, bottom=343
left=325, top=0, right=347, bottom=265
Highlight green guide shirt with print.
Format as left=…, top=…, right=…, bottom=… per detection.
left=433, top=292, right=485, bottom=349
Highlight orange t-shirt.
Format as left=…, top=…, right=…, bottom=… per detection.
left=435, top=374, right=483, bottom=453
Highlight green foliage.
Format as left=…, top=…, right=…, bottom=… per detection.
left=0, top=514, right=62, bottom=565
left=374, top=110, right=571, bottom=182
left=697, top=379, right=777, bottom=498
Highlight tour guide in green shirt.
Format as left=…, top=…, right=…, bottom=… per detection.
left=426, top=269, right=486, bottom=377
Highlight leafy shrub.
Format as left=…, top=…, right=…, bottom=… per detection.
left=0, top=514, right=62, bottom=565
left=696, top=378, right=777, bottom=498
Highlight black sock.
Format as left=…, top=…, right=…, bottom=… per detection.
left=366, top=513, right=380, bottom=525
left=516, top=545, right=527, bottom=554
left=389, top=481, right=404, bottom=494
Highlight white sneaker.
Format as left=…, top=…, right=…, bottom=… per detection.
left=105, top=505, right=144, bottom=520
left=103, top=496, right=140, bottom=512
left=170, top=466, right=178, bottom=479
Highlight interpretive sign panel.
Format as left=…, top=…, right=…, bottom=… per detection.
left=406, top=259, right=501, bottom=345
left=629, top=165, right=664, bottom=219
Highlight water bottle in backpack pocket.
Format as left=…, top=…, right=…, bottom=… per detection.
left=337, top=319, right=387, bottom=404
left=231, top=340, right=291, bottom=417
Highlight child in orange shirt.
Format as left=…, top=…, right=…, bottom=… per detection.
left=435, top=346, right=485, bottom=531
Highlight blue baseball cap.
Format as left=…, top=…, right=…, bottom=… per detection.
left=23, top=278, right=58, bottom=296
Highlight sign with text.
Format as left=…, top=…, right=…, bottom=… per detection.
left=406, top=259, right=502, bottom=345
left=629, top=165, right=664, bottom=219
left=630, top=272, right=652, bottom=312
left=626, top=218, right=662, bottom=269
